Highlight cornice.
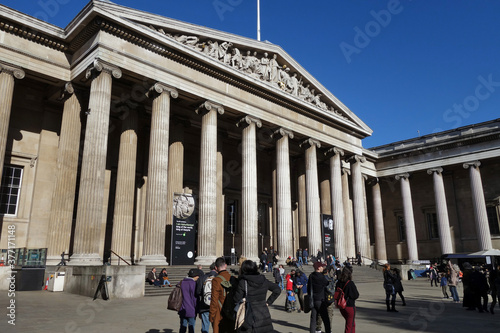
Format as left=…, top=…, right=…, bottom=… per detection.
left=0, top=17, right=68, bottom=52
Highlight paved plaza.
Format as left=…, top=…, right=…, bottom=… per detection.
left=1, top=266, right=498, bottom=333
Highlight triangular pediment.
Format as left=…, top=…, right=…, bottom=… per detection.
left=82, top=0, right=372, bottom=136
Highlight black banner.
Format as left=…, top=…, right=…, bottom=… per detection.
left=170, top=214, right=197, bottom=265
left=321, top=214, right=334, bottom=257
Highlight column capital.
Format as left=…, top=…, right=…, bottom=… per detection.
left=299, top=138, right=321, bottom=149
left=85, top=58, right=122, bottom=80
left=0, top=61, right=25, bottom=79
left=147, top=82, right=178, bottom=99
left=196, top=100, right=224, bottom=116
left=427, top=167, right=443, bottom=175
left=272, top=127, right=294, bottom=140
left=366, top=177, right=380, bottom=186
left=395, top=173, right=410, bottom=181
left=325, top=147, right=344, bottom=158
left=236, top=116, right=262, bottom=129
left=341, top=167, right=351, bottom=176
left=347, top=154, right=366, bottom=164
left=463, top=161, right=481, bottom=169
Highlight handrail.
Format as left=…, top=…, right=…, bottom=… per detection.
left=109, top=250, right=131, bottom=266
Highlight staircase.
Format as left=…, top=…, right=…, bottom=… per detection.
left=143, top=263, right=380, bottom=297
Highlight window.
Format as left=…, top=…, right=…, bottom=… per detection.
left=397, top=215, right=406, bottom=241
left=226, top=200, right=238, bottom=234
left=486, top=205, right=500, bottom=235
left=0, top=165, right=23, bottom=216
left=427, top=212, right=439, bottom=239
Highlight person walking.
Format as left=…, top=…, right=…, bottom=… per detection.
left=297, top=248, right=304, bottom=267
left=209, top=257, right=236, bottom=333
left=303, top=248, right=309, bottom=265
left=440, top=272, right=449, bottom=299
left=489, top=264, right=500, bottom=314
left=294, top=270, right=308, bottom=313
left=447, top=261, right=460, bottom=303
left=308, top=262, right=331, bottom=333
left=429, top=264, right=439, bottom=287
left=197, top=263, right=217, bottom=333
left=383, top=264, right=398, bottom=312
left=179, top=268, right=203, bottom=333
left=393, top=268, right=406, bottom=306
left=233, top=260, right=281, bottom=332
left=336, top=266, right=359, bottom=333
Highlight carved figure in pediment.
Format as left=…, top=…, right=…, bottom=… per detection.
left=174, top=34, right=199, bottom=47
left=299, top=83, right=312, bottom=101
left=206, top=40, right=219, bottom=58
left=288, top=73, right=299, bottom=96
left=312, top=93, right=327, bottom=109
left=255, top=52, right=270, bottom=80
left=268, top=54, right=281, bottom=83
left=231, top=48, right=242, bottom=68
left=218, top=42, right=233, bottom=64
left=240, top=50, right=253, bottom=73
left=278, top=67, right=290, bottom=91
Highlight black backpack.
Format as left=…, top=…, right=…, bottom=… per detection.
left=217, top=274, right=236, bottom=321
left=324, top=276, right=336, bottom=305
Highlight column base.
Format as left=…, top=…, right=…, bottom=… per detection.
left=194, top=255, right=218, bottom=266
left=68, top=253, right=103, bottom=266
left=46, top=256, right=66, bottom=266
left=139, top=255, right=168, bottom=266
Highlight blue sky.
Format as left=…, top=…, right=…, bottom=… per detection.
left=2, top=0, right=499, bottom=148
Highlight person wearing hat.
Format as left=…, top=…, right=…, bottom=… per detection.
left=308, top=261, right=331, bottom=333
left=178, top=268, right=203, bottom=333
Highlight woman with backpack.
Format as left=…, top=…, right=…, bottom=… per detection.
left=335, top=266, right=359, bottom=333
left=233, top=260, right=281, bottom=332
left=383, top=263, right=398, bottom=312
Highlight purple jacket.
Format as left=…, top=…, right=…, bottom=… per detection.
left=179, top=277, right=197, bottom=318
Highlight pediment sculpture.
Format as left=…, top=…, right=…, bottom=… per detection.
left=147, top=26, right=350, bottom=122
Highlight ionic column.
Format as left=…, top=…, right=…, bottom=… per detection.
left=369, top=178, right=388, bottom=264
left=71, top=59, right=122, bottom=265
left=395, top=173, right=419, bottom=261
left=297, top=159, right=307, bottom=247
left=195, top=101, right=224, bottom=265
left=273, top=128, right=294, bottom=262
left=140, top=83, right=178, bottom=265
left=300, top=138, right=322, bottom=256
left=0, top=62, right=25, bottom=178
left=427, top=167, right=454, bottom=254
left=166, top=118, right=189, bottom=225
left=326, top=147, right=346, bottom=261
left=463, top=161, right=492, bottom=250
left=46, top=83, right=82, bottom=265
left=342, top=168, right=356, bottom=259
left=348, top=155, right=370, bottom=261
left=110, top=110, right=138, bottom=264
left=237, top=116, right=262, bottom=262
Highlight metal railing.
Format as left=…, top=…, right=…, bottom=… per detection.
left=109, top=250, right=131, bottom=266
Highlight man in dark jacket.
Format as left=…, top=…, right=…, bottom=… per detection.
left=196, top=263, right=217, bottom=333
left=308, top=262, right=331, bottom=333
left=303, top=248, right=309, bottom=265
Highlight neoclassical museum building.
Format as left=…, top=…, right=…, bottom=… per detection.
left=1, top=1, right=499, bottom=273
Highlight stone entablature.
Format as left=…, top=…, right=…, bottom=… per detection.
left=371, top=118, right=500, bottom=157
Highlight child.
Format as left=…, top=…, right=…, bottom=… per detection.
left=440, top=272, right=449, bottom=298
left=286, top=290, right=297, bottom=312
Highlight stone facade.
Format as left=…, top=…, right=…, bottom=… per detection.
left=0, top=1, right=498, bottom=279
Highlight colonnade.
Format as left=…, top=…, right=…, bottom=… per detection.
left=1, top=59, right=494, bottom=267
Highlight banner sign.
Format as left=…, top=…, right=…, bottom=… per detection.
left=170, top=193, right=197, bottom=265
left=321, top=214, right=334, bottom=257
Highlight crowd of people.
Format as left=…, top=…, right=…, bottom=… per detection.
left=159, top=251, right=499, bottom=333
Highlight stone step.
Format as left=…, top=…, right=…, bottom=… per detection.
left=142, top=263, right=381, bottom=297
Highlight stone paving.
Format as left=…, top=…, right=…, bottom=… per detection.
left=0, top=266, right=498, bottom=333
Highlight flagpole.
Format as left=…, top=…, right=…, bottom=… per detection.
left=257, top=0, right=261, bottom=41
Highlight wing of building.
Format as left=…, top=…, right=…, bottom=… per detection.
left=0, top=0, right=498, bottom=294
